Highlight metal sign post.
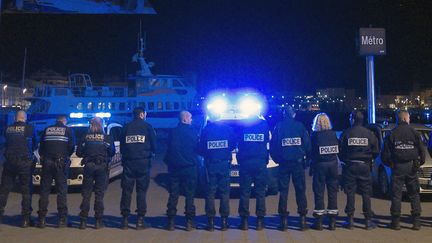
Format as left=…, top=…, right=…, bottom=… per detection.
left=358, top=28, right=386, bottom=124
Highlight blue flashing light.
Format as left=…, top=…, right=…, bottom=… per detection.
left=239, top=97, right=262, bottom=117
left=207, top=97, right=228, bottom=115
left=70, top=112, right=84, bottom=118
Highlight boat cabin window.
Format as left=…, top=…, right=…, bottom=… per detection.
left=150, top=79, right=167, bottom=88
left=127, top=102, right=133, bottom=111
left=138, top=102, right=146, bottom=109
left=148, top=102, right=155, bottom=110
left=108, top=102, right=115, bottom=110
left=119, top=102, right=126, bottom=111
left=87, top=102, right=93, bottom=111
left=174, top=102, right=179, bottom=110
left=98, top=102, right=105, bottom=110
left=77, top=102, right=83, bottom=110
left=166, top=102, right=172, bottom=110
left=172, top=80, right=184, bottom=87
left=157, top=101, right=163, bottom=110
left=181, top=102, right=186, bottom=109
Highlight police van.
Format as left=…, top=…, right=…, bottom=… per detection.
left=32, top=117, right=123, bottom=186
left=369, top=123, right=432, bottom=196
left=200, top=91, right=279, bottom=195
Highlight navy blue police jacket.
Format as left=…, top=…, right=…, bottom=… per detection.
left=120, top=118, right=157, bottom=161
left=76, top=132, right=115, bottom=163
left=199, top=121, right=236, bottom=162
left=39, top=121, right=75, bottom=159
left=236, top=118, right=270, bottom=163
left=310, top=130, right=339, bottom=164
left=270, top=117, right=311, bottom=164
left=164, top=122, right=199, bottom=170
left=5, top=121, right=37, bottom=159
left=339, top=124, right=379, bottom=163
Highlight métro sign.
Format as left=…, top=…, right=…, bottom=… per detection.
left=358, top=28, right=386, bottom=56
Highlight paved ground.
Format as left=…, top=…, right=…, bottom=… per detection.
left=1, top=156, right=432, bottom=243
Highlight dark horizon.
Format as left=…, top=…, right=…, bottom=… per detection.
left=0, top=0, right=431, bottom=95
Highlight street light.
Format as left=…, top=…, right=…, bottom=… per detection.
left=3, top=84, right=7, bottom=90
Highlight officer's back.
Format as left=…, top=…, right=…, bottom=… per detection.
left=39, top=117, right=74, bottom=159
left=76, top=129, right=115, bottom=160
left=120, top=115, right=156, bottom=161
left=237, top=118, right=269, bottom=162
left=340, top=121, right=379, bottom=162
left=199, top=121, right=236, bottom=161
left=5, top=114, right=37, bottom=159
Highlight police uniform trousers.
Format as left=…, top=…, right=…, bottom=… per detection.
left=38, top=157, right=69, bottom=218
left=391, top=161, right=421, bottom=217
left=278, top=161, right=307, bottom=216
left=80, top=160, right=108, bottom=219
left=205, top=160, right=231, bottom=218
left=166, top=165, right=197, bottom=218
left=0, top=156, right=33, bottom=216
left=342, top=162, right=372, bottom=217
left=120, top=158, right=151, bottom=217
left=312, top=161, right=338, bottom=216
left=238, top=159, right=267, bottom=217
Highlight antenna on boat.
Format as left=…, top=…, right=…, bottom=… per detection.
left=132, top=20, right=153, bottom=76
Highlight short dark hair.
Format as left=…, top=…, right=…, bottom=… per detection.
left=350, top=110, right=364, bottom=125
left=133, top=107, right=145, bottom=119
left=57, top=115, right=67, bottom=121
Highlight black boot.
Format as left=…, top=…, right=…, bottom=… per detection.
left=38, top=216, right=46, bottom=229
left=343, top=215, right=354, bottom=229
left=256, top=217, right=265, bottom=231
left=165, top=216, right=175, bottom=231
left=221, top=217, right=229, bottom=231
left=365, top=217, right=377, bottom=230
left=21, top=215, right=31, bottom=228
left=79, top=217, right=87, bottom=230
left=136, top=216, right=147, bottom=230
left=207, top=217, right=214, bottom=232
left=58, top=216, right=68, bottom=228
left=186, top=217, right=195, bottom=231
left=390, top=216, right=400, bottom=230
left=299, top=215, right=308, bottom=231
left=328, top=216, right=336, bottom=230
left=121, top=216, right=129, bottom=230
left=239, top=217, right=248, bottom=230
left=95, top=218, right=104, bottom=229
left=311, top=216, right=323, bottom=231
left=412, top=216, right=421, bottom=231
left=279, top=216, right=288, bottom=231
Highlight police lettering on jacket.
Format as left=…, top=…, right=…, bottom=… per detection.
left=347, top=137, right=368, bottom=146
left=311, top=130, right=339, bottom=163
left=244, top=133, right=264, bottom=142
left=339, top=125, right=379, bottom=162
left=270, top=118, right=311, bottom=163
left=237, top=119, right=269, bottom=162
left=5, top=121, right=37, bottom=159
left=120, top=119, right=156, bottom=160
left=39, top=122, right=75, bottom=158
left=76, top=132, right=115, bottom=160
left=199, top=122, right=235, bottom=162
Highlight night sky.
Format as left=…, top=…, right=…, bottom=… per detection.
left=0, top=0, right=431, bottom=95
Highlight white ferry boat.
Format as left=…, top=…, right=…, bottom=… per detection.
left=25, top=38, right=198, bottom=131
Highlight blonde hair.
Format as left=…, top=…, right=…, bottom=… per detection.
left=90, top=117, right=104, bottom=133
left=312, top=113, right=332, bottom=132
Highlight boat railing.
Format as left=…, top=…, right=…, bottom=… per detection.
left=34, top=85, right=128, bottom=98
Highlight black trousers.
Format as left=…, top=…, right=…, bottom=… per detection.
left=80, top=162, right=108, bottom=219
left=0, top=157, right=33, bottom=216
left=391, top=161, right=421, bottom=217
left=166, top=166, right=197, bottom=218
left=312, top=161, right=339, bottom=216
left=278, top=162, right=307, bottom=216
left=205, top=160, right=230, bottom=218
left=238, top=161, right=267, bottom=217
left=38, top=158, right=69, bottom=218
left=342, top=162, right=372, bottom=218
left=120, top=159, right=151, bottom=217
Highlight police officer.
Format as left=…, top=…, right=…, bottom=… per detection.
left=382, top=110, right=426, bottom=230
left=76, top=117, right=115, bottom=230
left=164, top=111, right=199, bottom=231
left=0, top=110, right=37, bottom=227
left=38, top=115, right=75, bottom=228
left=270, top=106, right=311, bottom=231
left=199, top=120, right=236, bottom=231
left=120, top=107, right=156, bottom=230
left=339, top=110, right=379, bottom=230
left=309, top=113, right=339, bottom=230
left=237, top=116, right=269, bottom=231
